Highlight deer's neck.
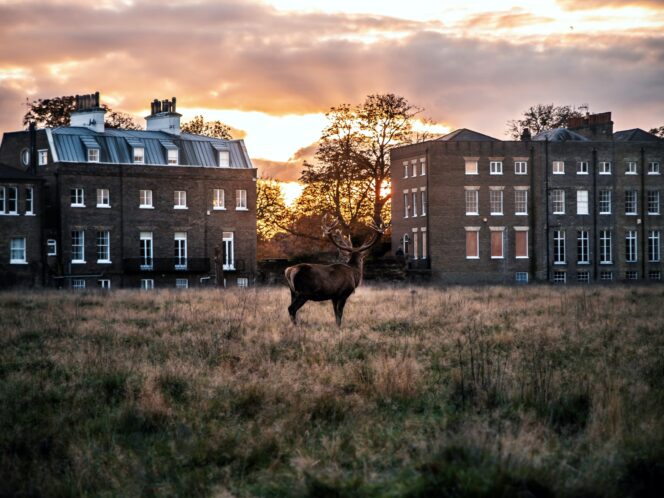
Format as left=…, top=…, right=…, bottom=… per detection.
left=347, top=253, right=366, bottom=286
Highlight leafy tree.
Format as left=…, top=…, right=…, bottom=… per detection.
left=301, top=94, right=421, bottom=232
left=649, top=126, right=664, bottom=138
left=181, top=115, right=232, bottom=140
left=23, top=95, right=140, bottom=129
left=256, top=179, right=290, bottom=241
left=506, top=104, right=583, bottom=139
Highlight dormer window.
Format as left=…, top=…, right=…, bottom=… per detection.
left=133, top=147, right=145, bottom=164
left=218, top=150, right=230, bottom=168
left=38, top=150, right=48, bottom=166
left=167, top=149, right=178, bottom=165
left=87, top=148, right=100, bottom=163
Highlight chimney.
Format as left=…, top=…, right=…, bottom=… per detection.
left=145, top=96, right=181, bottom=135
left=69, top=91, right=106, bottom=133
left=567, top=111, right=613, bottom=141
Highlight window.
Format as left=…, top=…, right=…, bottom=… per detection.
left=490, top=228, right=504, bottom=259
left=10, top=238, right=26, bottom=263
left=649, top=271, right=661, bottom=281
left=96, top=188, right=110, bottom=208
left=465, top=228, right=479, bottom=259
left=490, top=161, right=503, bottom=175
left=176, top=278, right=189, bottom=289
left=20, top=149, right=30, bottom=166
left=411, top=190, right=418, bottom=217
left=167, top=149, right=178, bottom=165
left=552, top=189, right=565, bottom=214
left=25, top=187, right=34, bottom=214
left=47, top=239, right=57, bottom=256
left=0, top=187, right=4, bottom=213
left=625, top=190, right=637, bottom=215
left=577, top=271, right=590, bottom=283
left=577, top=190, right=589, bottom=215
left=38, top=149, right=48, bottom=166
left=97, top=279, right=111, bottom=289
left=140, top=232, right=153, bottom=270
left=96, top=231, right=111, bottom=263
left=412, top=228, right=419, bottom=259
left=489, top=189, right=503, bottom=215
left=514, top=161, right=527, bottom=175
left=465, top=159, right=478, bottom=175
left=237, top=277, right=249, bottom=288
left=72, top=279, right=86, bottom=290
left=420, top=159, right=426, bottom=176
left=648, top=191, right=660, bottom=215
left=553, top=271, right=566, bottom=284
left=600, top=271, right=613, bottom=281
left=626, top=271, right=638, bottom=281
left=218, top=150, right=230, bottom=168
left=87, top=149, right=100, bottom=163
left=174, top=190, right=187, bottom=209
left=465, top=189, right=479, bottom=215
left=133, top=147, right=145, bottom=164
left=600, top=230, right=612, bottom=264
left=140, top=279, right=154, bottom=290
left=515, top=272, right=528, bottom=283
left=577, top=161, right=589, bottom=174
left=577, top=230, right=589, bottom=264
left=6, top=187, right=17, bottom=214
left=174, top=232, right=187, bottom=270
left=599, top=190, right=611, bottom=214
left=236, top=189, right=247, bottom=210
left=71, top=188, right=85, bottom=207
left=213, top=189, right=225, bottom=209
left=552, top=161, right=565, bottom=175
left=648, top=162, right=660, bottom=175
left=599, top=161, right=611, bottom=175
left=625, top=248, right=641, bottom=270
left=403, top=161, right=409, bottom=178
left=223, top=232, right=234, bottom=270
left=420, top=188, right=427, bottom=216
left=421, top=228, right=427, bottom=259
left=514, top=189, right=528, bottom=215
left=553, top=230, right=565, bottom=264
left=515, top=228, right=528, bottom=259
left=71, top=230, right=85, bottom=263
left=403, top=191, right=410, bottom=218
left=139, top=189, right=153, bottom=208
left=625, top=161, right=637, bottom=175
left=411, top=161, right=417, bottom=178
left=648, top=230, right=661, bottom=262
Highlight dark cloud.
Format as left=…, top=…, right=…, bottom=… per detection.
left=557, top=0, right=664, bottom=10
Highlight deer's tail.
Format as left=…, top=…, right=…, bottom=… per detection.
left=284, top=266, right=299, bottom=292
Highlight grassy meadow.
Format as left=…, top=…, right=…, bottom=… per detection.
left=1, top=285, right=664, bottom=497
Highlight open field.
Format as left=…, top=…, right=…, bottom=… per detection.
left=1, top=285, right=664, bottom=497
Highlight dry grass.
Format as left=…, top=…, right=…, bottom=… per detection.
left=1, top=285, right=664, bottom=497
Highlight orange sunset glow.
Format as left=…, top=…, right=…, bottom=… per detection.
left=1, top=0, right=663, bottom=182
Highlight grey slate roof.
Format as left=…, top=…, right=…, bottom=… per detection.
left=438, top=128, right=499, bottom=142
left=50, top=127, right=254, bottom=168
left=532, top=128, right=589, bottom=142
left=614, top=128, right=663, bottom=142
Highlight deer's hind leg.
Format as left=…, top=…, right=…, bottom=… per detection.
left=332, top=297, right=348, bottom=327
left=288, top=294, right=308, bottom=325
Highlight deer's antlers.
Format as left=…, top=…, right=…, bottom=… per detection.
left=321, top=215, right=385, bottom=254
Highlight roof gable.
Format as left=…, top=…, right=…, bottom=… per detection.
left=614, top=128, right=663, bottom=142
left=438, top=128, right=499, bottom=142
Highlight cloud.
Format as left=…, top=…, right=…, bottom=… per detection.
left=557, top=0, right=664, bottom=10
left=461, top=9, right=555, bottom=30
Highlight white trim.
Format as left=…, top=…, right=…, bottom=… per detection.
left=46, top=129, right=59, bottom=163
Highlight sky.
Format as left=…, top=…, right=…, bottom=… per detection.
left=1, top=0, right=663, bottom=189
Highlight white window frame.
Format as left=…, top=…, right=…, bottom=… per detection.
left=489, top=188, right=503, bottom=216
left=625, top=161, right=637, bottom=175
left=577, top=161, right=589, bottom=175
left=553, top=230, right=566, bottom=264
left=420, top=188, right=427, bottom=216
left=47, top=239, right=57, bottom=256
left=87, top=148, right=100, bottom=163
left=649, top=271, right=662, bottom=281
left=514, top=227, right=529, bottom=259
left=71, top=230, right=85, bottom=264
left=38, top=149, right=48, bottom=166
left=25, top=187, right=34, bottom=215
left=218, top=150, right=230, bottom=168
left=489, top=161, right=503, bottom=175
left=599, top=190, right=612, bottom=215
left=625, top=230, right=638, bottom=263
left=411, top=160, right=417, bottom=178
left=552, top=189, right=565, bottom=214
left=403, top=190, right=410, bottom=218
left=72, top=279, right=86, bottom=290
left=576, top=190, right=589, bottom=215
left=412, top=227, right=419, bottom=260
left=403, top=161, right=409, bottom=178
left=648, top=161, right=660, bottom=175
left=648, top=230, right=660, bottom=263
left=96, top=188, right=110, bottom=208
left=139, top=189, right=153, bottom=209
left=174, top=232, right=187, bottom=270
left=599, top=161, right=612, bottom=175
left=10, top=237, right=27, bottom=264
left=600, top=271, right=613, bottom=281
left=577, top=271, right=590, bottom=283
left=167, top=149, right=179, bottom=165
left=213, top=188, right=225, bottom=210
left=174, top=190, right=187, bottom=209
left=465, top=159, right=478, bottom=175
left=420, top=158, right=426, bottom=176
left=6, top=187, right=18, bottom=214
left=98, top=279, right=111, bottom=289
left=490, top=227, right=505, bottom=260
left=465, top=227, right=480, bottom=260
left=140, top=279, right=154, bottom=290
left=223, top=232, right=235, bottom=270
left=411, top=189, right=418, bottom=217
left=176, top=278, right=189, bottom=289
left=71, top=188, right=85, bottom=207
left=577, top=230, right=589, bottom=265
left=96, top=230, right=111, bottom=263
left=626, top=271, right=638, bottom=281
left=133, top=147, right=145, bottom=164
left=515, top=272, right=529, bottom=283
left=514, top=188, right=528, bottom=215
left=625, top=190, right=637, bottom=215
left=140, top=232, right=153, bottom=270
left=552, top=161, right=565, bottom=175
left=514, top=161, right=527, bottom=175
left=465, top=188, right=479, bottom=216
left=647, top=191, right=660, bottom=215
left=0, top=187, right=5, bottom=213
left=553, top=271, right=566, bottom=284
left=237, top=277, right=249, bottom=288
left=236, top=189, right=248, bottom=210
left=421, top=227, right=427, bottom=259
left=599, top=230, right=612, bottom=264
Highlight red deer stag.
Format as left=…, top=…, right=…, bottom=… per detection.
left=285, top=217, right=383, bottom=326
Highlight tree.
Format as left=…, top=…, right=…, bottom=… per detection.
left=649, top=126, right=664, bottom=138
left=506, top=104, right=583, bottom=139
left=23, top=95, right=140, bottom=129
left=301, top=94, right=421, bottom=233
left=256, top=179, right=290, bottom=241
left=181, top=115, right=232, bottom=140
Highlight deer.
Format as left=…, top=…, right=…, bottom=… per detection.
left=284, top=216, right=384, bottom=326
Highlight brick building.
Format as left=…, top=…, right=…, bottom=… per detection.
left=0, top=92, right=257, bottom=289
left=391, top=113, right=664, bottom=284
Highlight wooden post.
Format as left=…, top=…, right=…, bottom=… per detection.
left=214, top=245, right=225, bottom=287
